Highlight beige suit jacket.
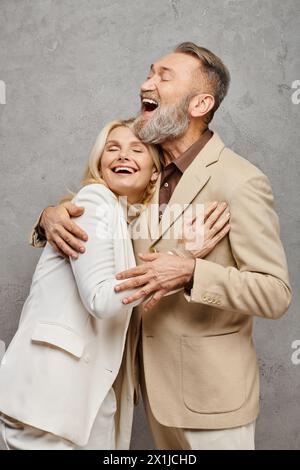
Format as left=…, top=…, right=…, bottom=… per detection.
left=128, top=132, right=291, bottom=429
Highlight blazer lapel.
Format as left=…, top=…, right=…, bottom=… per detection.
left=130, top=174, right=161, bottom=257
left=146, top=174, right=161, bottom=241
left=149, top=132, right=226, bottom=250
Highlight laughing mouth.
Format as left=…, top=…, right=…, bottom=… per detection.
left=141, top=97, right=159, bottom=113
left=111, top=166, right=138, bottom=175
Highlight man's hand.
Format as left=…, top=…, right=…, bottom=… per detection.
left=40, top=202, right=88, bottom=258
left=114, top=252, right=195, bottom=311
left=114, top=201, right=230, bottom=311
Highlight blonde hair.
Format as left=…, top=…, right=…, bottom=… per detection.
left=60, top=119, right=161, bottom=205
left=81, top=119, right=161, bottom=204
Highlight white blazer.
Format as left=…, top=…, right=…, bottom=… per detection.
left=0, top=184, right=140, bottom=448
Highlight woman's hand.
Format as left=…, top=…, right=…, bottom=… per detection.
left=179, top=201, right=230, bottom=258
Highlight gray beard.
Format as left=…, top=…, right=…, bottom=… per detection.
left=134, top=94, right=192, bottom=144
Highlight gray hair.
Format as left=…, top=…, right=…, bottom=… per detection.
left=175, top=42, right=230, bottom=121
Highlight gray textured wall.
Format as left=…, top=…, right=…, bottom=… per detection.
left=0, top=0, right=299, bottom=450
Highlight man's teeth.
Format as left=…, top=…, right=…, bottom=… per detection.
left=142, top=98, right=158, bottom=106
left=113, top=167, right=135, bottom=174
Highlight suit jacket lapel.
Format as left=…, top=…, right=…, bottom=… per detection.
left=147, top=174, right=161, bottom=241
left=149, top=132, right=226, bottom=250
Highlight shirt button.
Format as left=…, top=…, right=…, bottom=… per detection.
left=159, top=212, right=162, bottom=220
left=164, top=182, right=169, bottom=188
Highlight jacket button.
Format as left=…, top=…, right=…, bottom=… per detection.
left=202, top=296, right=207, bottom=302
left=216, top=300, right=221, bottom=305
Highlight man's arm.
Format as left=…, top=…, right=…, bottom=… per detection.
left=29, top=208, right=49, bottom=248
left=29, top=202, right=88, bottom=258
left=184, top=174, right=292, bottom=319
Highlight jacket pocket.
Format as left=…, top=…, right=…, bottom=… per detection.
left=31, top=322, right=85, bottom=359
left=180, top=331, right=246, bottom=414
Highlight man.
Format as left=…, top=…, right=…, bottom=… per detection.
left=30, top=42, right=291, bottom=450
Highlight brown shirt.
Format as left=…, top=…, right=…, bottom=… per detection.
left=158, top=128, right=213, bottom=219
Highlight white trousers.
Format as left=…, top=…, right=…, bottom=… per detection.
left=0, top=387, right=117, bottom=450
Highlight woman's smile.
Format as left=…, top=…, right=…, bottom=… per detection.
left=100, top=126, right=159, bottom=203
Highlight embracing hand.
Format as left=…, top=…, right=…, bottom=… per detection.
left=180, top=201, right=230, bottom=257
left=40, top=202, right=88, bottom=258
left=115, top=201, right=230, bottom=311
left=115, top=252, right=196, bottom=311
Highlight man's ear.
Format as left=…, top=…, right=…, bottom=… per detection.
left=189, top=93, right=215, bottom=119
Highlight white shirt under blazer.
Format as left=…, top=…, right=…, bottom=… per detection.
left=0, top=184, right=140, bottom=448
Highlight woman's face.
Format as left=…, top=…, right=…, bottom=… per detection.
left=100, top=126, right=158, bottom=203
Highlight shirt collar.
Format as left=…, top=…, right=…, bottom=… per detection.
left=162, top=128, right=213, bottom=173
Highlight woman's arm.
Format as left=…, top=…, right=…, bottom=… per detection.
left=69, top=184, right=142, bottom=320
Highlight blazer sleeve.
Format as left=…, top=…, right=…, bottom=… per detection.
left=184, top=174, right=292, bottom=319
left=69, top=184, right=143, bottom=320
left=29, top=209, right=47, bottom=248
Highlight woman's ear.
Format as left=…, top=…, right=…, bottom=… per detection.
left=150, top=168, right=159, bottom=183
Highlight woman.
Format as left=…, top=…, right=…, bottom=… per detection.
left=0, top=119, right=230, bottom=450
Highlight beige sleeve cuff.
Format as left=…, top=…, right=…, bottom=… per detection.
left=29, top=209, right=47, bottom=248
left=183, top=258, right=224, bottom=307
